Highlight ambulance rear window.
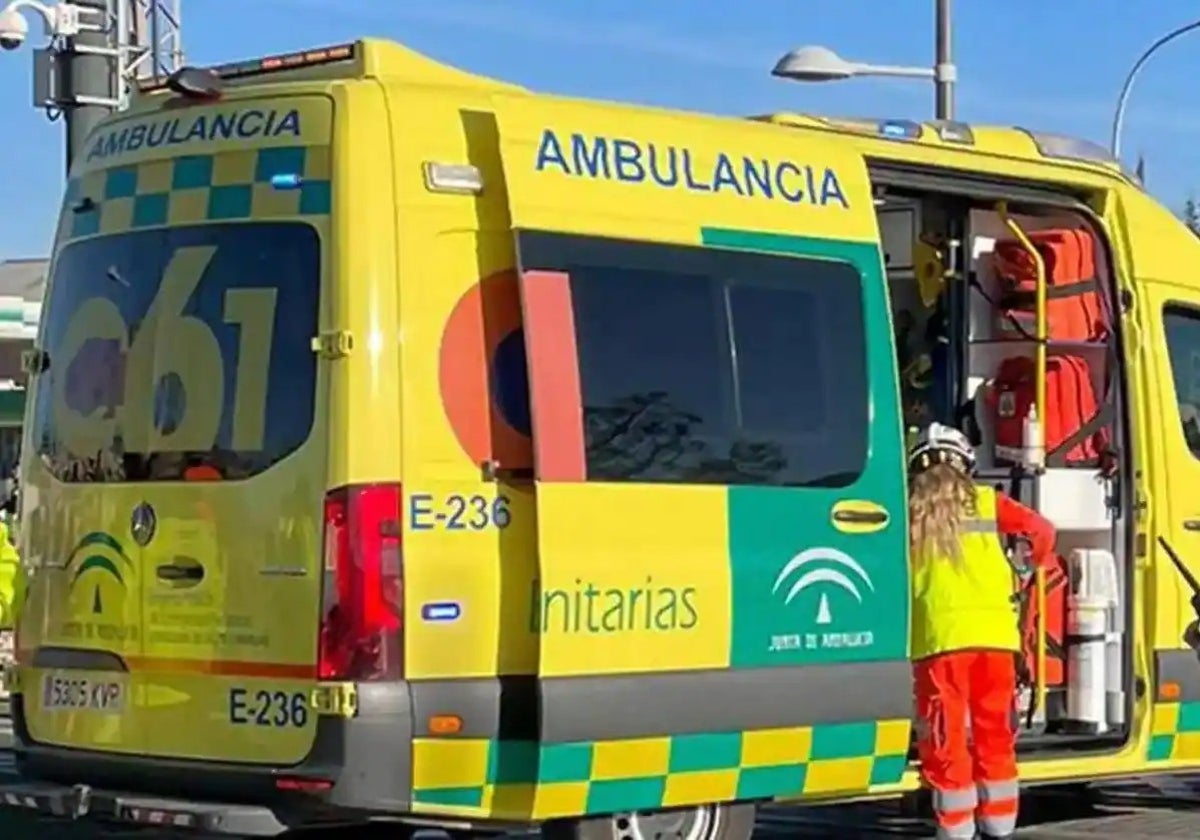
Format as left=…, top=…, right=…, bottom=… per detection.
left=31, top=222, right=320, bottom=482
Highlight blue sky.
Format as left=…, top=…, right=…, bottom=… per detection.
left=2, top=0, right=1200, bottom=257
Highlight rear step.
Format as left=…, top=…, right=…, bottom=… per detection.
left=0, top=780, right=289, bottom=835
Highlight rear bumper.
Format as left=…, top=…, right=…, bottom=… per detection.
left=2, top=682, right=413, bottom=832
left=0, top=780, right=289, bottom=835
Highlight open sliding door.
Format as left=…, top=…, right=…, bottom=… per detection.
left=495, top=95, right=915, bottom=806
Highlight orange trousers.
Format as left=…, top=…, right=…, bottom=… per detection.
left=914, top=650, right=1019, bottom=839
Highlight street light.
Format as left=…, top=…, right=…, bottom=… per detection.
left=772, top=46, right=937, bottom=82
left=1111, top=19, right=1200, bottom=160
left=772, top=0, right=956, bottom=120
left=0, top=1, right=102, bottom=48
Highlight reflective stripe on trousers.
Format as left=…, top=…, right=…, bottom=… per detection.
left=934, top=816, right=977, bottom=839
left=977, top=777, right=1019, bottom=837
left=932, top=785, right=977, bottom=840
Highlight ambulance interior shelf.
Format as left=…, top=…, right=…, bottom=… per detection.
left=966, top=208, right=1115, bottom=528
left=968, top=207, right=1124, bottom=743
left=878, top=194, right=1129, bottom=750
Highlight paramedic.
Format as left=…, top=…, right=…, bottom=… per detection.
left=908, top=423, right=1056, bottom=840
left=0, top=515, right=24, bottom=630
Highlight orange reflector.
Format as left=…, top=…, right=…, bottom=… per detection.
left=184, top=465, right=222, bottom=481
left=275, top=777, right=333, bottom=793
left=429, top=714, right=463, bottom=735
left=1160, top=681, right=1182, bottom=701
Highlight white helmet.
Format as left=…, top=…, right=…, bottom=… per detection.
left=908, top=421, right=975, bottom=474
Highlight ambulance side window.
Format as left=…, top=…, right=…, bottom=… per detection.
left=1163, top=305, right=1200, bottom=458
left=519, top=231, right=869, bottom=487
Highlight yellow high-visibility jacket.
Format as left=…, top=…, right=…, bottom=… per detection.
left=0, top=520, right=26, bottom=630
left=910, top=486, right=1021, bottom=660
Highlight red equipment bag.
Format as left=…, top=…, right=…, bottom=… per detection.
left=993, top=228, right=1107, bottom=342
left=986, top=353, right=1108, bottom=468
left=1018, top=554, right=1068, bottom=688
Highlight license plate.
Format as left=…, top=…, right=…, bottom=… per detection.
left=40, top=672, right=126, bottom=712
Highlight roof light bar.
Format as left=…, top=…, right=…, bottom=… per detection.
left=932, top=121, right=974, bottom=145
left=1021, top=129, right=1119, bottom=167
left=819, top=116, right=925, bottom=142
left=877, top=119, right=923, bottom=141
left=139, top=42, right=357, bottom=92
left=166, top=67, right=223, bottom=100
left=817, top=117, right=880, bottom=136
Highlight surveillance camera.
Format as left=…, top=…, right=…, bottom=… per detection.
left=0, top=9, right=28, bottom=51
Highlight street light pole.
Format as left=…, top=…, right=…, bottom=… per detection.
left=1111, top=18, right=1200, bottom=159
left=62, top=0, right=112, bottom=171
left=772, top=0, right=957, bottom=121
left=0, top=0, right=183, bottom=176
left=934, top=0, right=954, bottom=120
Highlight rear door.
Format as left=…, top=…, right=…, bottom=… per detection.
left=20, top=94, right=332, bottom=765
left=495, top=97, right=914, bottom=796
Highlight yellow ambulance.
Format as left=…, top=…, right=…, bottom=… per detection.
left=2, top=36, right=1200, bottom=840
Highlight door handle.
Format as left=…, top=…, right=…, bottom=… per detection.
left=831, top=500, right=890, bottom=533
left=156, top=556, right=205, bottom=586
left=1184, top=519, right=1200, bottom=532
left=833, top=509, right=888, bottom=525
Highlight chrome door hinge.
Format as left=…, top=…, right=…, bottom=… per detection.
left=311, top=330, right=354, bottom=359
left=20, top=347, right=48, bottom=375
left=1132, top=490, right=1149, bottom=527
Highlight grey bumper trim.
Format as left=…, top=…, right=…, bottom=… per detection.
left=0, top=780, right=289, bottom=835
left=412, top=659, right=913, bottom=742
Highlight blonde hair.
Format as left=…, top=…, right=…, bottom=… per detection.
left=909, top=462, right=977, bottom=565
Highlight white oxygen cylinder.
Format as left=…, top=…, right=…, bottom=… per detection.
left=1022, top=404, right=1044, bottom=469
left=1103, top=548, right=1126, bottom=727
left=1105, top=610, right=1126, bottom=727
left=1066, top=549, right=1120, bottom=734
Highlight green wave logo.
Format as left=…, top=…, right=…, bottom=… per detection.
left=67, top=531, right=134, bottom=592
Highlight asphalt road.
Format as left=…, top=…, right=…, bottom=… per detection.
left=4, top=749, right=1200, bottom=838
left=7, top=799, right=1200, bottom=838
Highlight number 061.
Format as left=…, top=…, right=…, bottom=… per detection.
left=52, top=245, right=279, bottom=455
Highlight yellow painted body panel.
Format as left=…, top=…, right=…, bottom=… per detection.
left=495, top=95, right=878, bottom=246
left=533, top=485, right=730, bottom=676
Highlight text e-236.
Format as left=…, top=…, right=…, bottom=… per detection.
left=229, top=687, right=309, bottom=728
left=409, top=493, right=511, bottom=531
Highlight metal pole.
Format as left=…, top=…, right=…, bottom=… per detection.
left=1111, top=19, right=1200, bottom=159
left=62, top=0, right=115, bottom=173
left=934, top=0, right=954, bottom=120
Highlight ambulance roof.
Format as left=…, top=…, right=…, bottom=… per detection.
left=130, top=38, right=1132, bottom=188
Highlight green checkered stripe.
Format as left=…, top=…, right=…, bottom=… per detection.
left=58, top=146, right=331, bottom=243
left=411, top=718, right=911, bottom=818
left=1149, top=700, right=1200, bottom=761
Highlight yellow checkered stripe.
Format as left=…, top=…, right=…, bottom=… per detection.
left=1148, top=701, right=1200, bottom=762
left=56, top=146, right=332, bottom=244
left=411, top=718, right=911, bottom=820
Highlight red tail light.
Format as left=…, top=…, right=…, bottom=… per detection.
left=275, top=777, right=334, bottom=793
left=317, top=484, right=404, bottom=681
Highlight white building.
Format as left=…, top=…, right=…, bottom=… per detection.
left=0, top=258, right=45, bottom=477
